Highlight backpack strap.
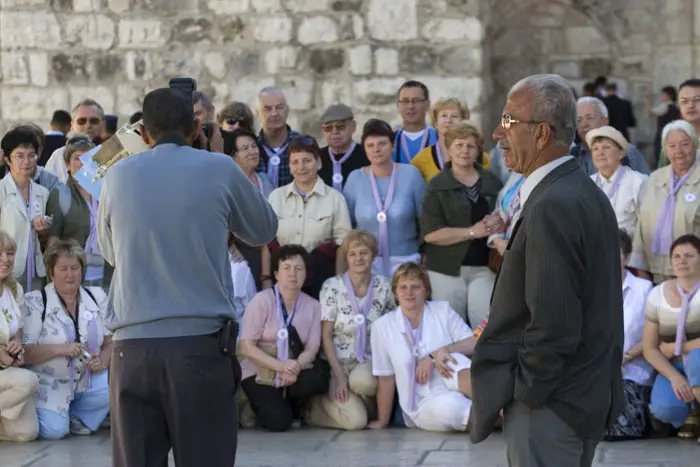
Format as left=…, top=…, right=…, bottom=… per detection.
left=57, top=183, right=72, bottom=217
left=40, top=288, right=47, bottom=323
left=81, top=286, right=98, bottom=307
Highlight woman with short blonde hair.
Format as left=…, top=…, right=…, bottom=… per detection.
left=306, top=229, right=395, bottom=430
left=0, top=230, right=39, bottom=442
left=411, top=99, right=489, bottom=182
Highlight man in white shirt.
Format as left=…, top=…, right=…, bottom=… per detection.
left=45, top=99, right=104, bottom=183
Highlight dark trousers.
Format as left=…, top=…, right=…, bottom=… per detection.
left=503, top=402, right=598, bottom=467
left=110, top=334, right=238, bottom=467
left=241, top=368, right=328, bottom=432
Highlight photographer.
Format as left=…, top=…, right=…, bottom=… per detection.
left=98, top=88, right=277, bottom=467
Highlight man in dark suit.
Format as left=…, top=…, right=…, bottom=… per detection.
left=469, top=74, right=624, bottom=466
left=602, top=82, right=636, bottom=141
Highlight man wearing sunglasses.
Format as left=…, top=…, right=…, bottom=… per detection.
left=469, top=74, right=623, bottom=467
left=318, top=103, right=368, bottom=193
left=45, top=98, right=104, bottom=184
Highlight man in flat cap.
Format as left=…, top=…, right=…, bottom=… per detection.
left=318, top=103, right=368, bottom=194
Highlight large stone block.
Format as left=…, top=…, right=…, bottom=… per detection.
left=125, top=51, right=153, bottom=81
left=63, top=15, right=116, bottom=50
left=230, top=49, right=260, bottom=76
left=284, top=0, right=330, bottom=12
left=421, top=17, right=483, bottom=43
left=206, top=0, right=250, bottom=14
left=320, top=79, right=351, bottom=108
left=173, top=18, right=214, bottom=43
left=118, top=19, right=168, bottom=49
left=93, top=54, right=123, bottom=81
left=264, top=46, right=299, bottom=74
left=278, top=76, right=315, bottom=110
left=0, top=0, right=47, bottom=7
left=107, top=0, right=131, bottom=12
left=116, top=84, right=145, bottom=115
left=375, top=48, right=399, bottom=76
left=298, top=17, right=339, bottom=45
left=154, top=49, right=203, bottom=78
left=230, top=76, right=275, bottom=106
left=367, top=0, right=418, bottom=40
left=219, top=16, right=246, bottom=42
left=564, top=26, right=610, bottom=55
left=1, top=87, right=68, bottom=121
left=1, top=52, right=29, bottom=85
left=252, top=15, right=294, bottom=42
left=580, top=58, right=612, bottom=79
left=399, top=45, right=437, bottom=74
left=251, top=0, right=281, bottom=11
left=29, top=52, right=49, bottom=86
left=330, top=0, right=361, bottom=10
left=348, top=45, right=372, bottom=75
left=439, top=45, right=482, bottom=75
left=413, top=76, right=484, bottom=105
left=353, top=78, right=406, bottom=108
left=69, top=86, right=115, bottom=113
left=72, top=0, right=102, bottom=11
left=203, top=51, right=227, bottom=79
left=338, top=14, right=364, bottom=41
left=51, top=53, right=89, bottom=83
left=132, top=0, right=200, bottom=11
left=309, top=49, right=344, bottom=74
left=0, top=12, right=61, bottom=49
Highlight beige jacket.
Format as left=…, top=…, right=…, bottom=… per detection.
left=0, top=282, right=24, bottom=346
left=629, top=163, right=700, bottom=279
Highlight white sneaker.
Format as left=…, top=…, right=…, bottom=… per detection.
left=70, top=417, right=92, bottom=436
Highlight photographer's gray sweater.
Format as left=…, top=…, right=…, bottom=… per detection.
left=98, top=139, right=277, bottom=340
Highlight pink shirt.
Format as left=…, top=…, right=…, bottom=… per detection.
left=240, top=288, right=322, bottom=380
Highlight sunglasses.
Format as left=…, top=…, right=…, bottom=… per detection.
left=224, top=116, right=239, bottom=125
left=76, top=117, right=101, bottom=126
left=66, top=136, right=92, bottom=145
left=321, top=122, right=348, bottom=133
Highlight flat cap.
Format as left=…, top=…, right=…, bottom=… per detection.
left=320, top=103, right=353, bottom=124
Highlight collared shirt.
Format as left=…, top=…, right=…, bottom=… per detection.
left=45, top=147, right=69, bottom=184
left=520, top=156, right=574, bottom=208
left=255, top=125, right=300, bottom=188
left=591, top=166, right=647, bottom=236
left=621, top=271, right=654, bottom=385
left=267, top=177, right=352, bottom=252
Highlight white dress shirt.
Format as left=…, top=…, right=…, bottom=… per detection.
left=621, top=271, right=654, bottom=386
left=519, top=156, right=574, bottom=208
left=591, top=166, right=647, bottom=237
left=45, top=147, right=69, bottom=184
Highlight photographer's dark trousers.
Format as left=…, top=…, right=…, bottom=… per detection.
left=241, top=368, right=329, bottom=432
left=110, top=334, right=239, bottom=467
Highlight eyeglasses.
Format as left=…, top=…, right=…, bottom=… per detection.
left=321, top=122, right=348, bottom=133
left=397, top=98, right=427, bottom=106
left=11, top=153, right=37, bottom=162
left=76, top=117, right=101, bottom=126
left=501, top=113, right=553, bottom=131
left=66, top=136, right=92, bottom=145
left=224, top=116, right=239, bottom=125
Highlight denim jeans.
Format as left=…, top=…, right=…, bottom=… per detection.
left=649, top=349, right=700, bottom=428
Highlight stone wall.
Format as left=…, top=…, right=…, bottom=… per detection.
left=1, top=0, right=700, bottom=150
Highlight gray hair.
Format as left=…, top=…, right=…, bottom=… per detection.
left=71, top=98, right=104, bottom=119
left=576, top=96, right=609, bottom=119
left=63, top=133, right=95, bottom=166
left=509, top=74, right=577, bottom=146
left=258, top=86, right=287, bottom=104
left=661, top=119, right=699, bottom=149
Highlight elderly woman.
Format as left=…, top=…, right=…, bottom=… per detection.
left=217, top=101, right=255, bottom=133
left=267, top=135, right=351, bottom=297
left=369, top=262, right=475, bottom=432
left=0, top=231, right=38, bottom=442
left=643, top=234, right=700, bottom=442
left=0, top=128, right=51, bottom=292
left=22, top=240, right=111, bottom=439
left=344, top=120, right=426, bottom=278
left=239, top=244, right=329, bottom=432
left=630, top=120, right=700, bottom=282
left=306, top=230, right=395, bottom=430
left=45, top=135, right=108, bottom=288
left=13, top=123, right=61, bottom=192
left=605, top=230, right=654, bottom=441
left=585, top=126, right=647, bottom=237
left=421, top=121, right=503, bottom=326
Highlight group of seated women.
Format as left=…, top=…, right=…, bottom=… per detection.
left=0, top=232, right=110, bottom=442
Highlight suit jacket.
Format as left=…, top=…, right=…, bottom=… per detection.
left=39, top=133, right=66, bottom=167
left=470, top=159, right=624, bottom=443
left=603, top=95, right=636, bottom=140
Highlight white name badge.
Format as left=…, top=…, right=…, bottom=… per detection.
left=354, top=314, right=365, bottom=325
left=269, top=155, right=281, bottom=166
left=376, top=211, right=387, bottom=223
left=32, top=200, right=41, bottom=213
left=84, top=311, right=94, bottom=321
left=332, top=173, right=343, bottom=184
left=685, top=193, right=696, bottom=203
left=277, top=328, right=288, bottom=340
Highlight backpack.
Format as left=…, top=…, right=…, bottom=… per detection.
left=56, top=183, right=72, bottom=217
left=40, top=286, right=98, bottom=322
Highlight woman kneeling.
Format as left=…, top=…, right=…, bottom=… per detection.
left=239, top=245, right=329, bottom=432
left=369, top=262, right=475, bottom=432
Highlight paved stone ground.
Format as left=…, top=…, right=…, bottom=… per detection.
left=0, top=428, right=697, bottom=466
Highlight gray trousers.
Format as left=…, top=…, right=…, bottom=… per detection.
left=503, top=402, right=599, bottom=467
left=110, top=334, right=238, bottom=467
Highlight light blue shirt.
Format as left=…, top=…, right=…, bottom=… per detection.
left=343, top=164, right=426, bottom=257
left=392, top=127, right=439, bottom=164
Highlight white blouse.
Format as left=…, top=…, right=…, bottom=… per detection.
left=320, top=274, right=395, bottom=372
left=622, top=271, right=654, bottom=385
left=0, top=286, right=19, bottom=338
left=591, top=166, right=647, bottom=237
left=371, top=301, right=472, bottom=422
left=22, top=284, right=109, bottom=417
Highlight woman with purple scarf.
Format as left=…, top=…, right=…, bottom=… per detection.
left=643, top=234, right=700, bottom=442
left=629, top=120, right=700, bottom=282
left=21, top=240, right=111, bottom=439
left=306, top=230, right=395, bottom=430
